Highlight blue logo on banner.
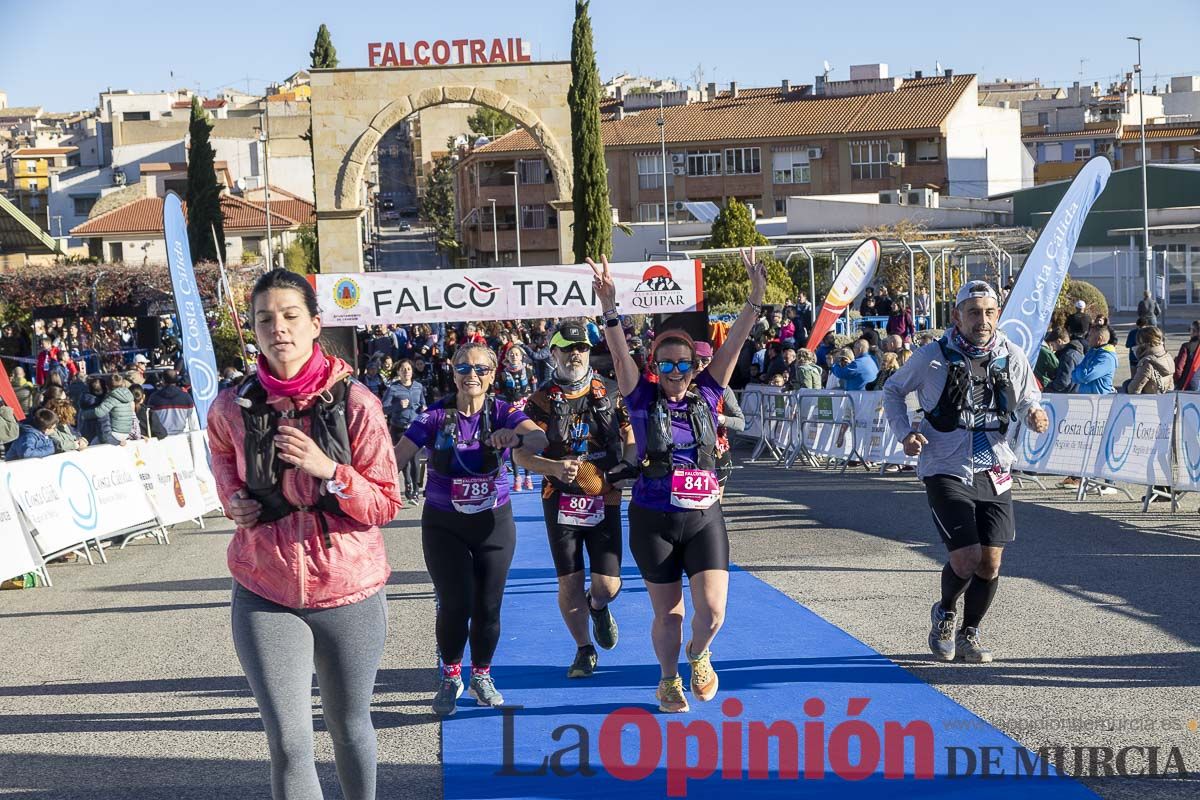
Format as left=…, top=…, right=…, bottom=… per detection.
left=1181, top=403, right=1200, bottom=483
left=1103, top=403, right=1137, bottom=472
left=163, top=192, right=219, bottom=429
left=59, top=460, right=98, bottom=531
left=1022, top=403, right=1057, bottom=464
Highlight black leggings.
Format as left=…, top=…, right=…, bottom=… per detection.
left=421, top=503, right=516, bottom=666
left=628, top=501, right=729, bottom=584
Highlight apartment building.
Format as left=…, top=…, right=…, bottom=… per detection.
left=455, top=66, right=1024, bottom=266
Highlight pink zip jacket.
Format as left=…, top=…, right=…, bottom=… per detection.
left=206, top=355, right=403, bottom=609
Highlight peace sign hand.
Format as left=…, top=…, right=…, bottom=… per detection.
left=739, top=247, right=768, bottom=305
left=586, top=255, right=618, bottom=312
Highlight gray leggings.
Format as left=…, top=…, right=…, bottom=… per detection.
left=231, top=581, right=388, bottom=800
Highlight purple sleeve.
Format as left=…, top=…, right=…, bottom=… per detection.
left=496, top=399, right=531, bottom=430
left=695, top=371, right=724, bottom=411
left=625, top=375, right=654, bottom=413
left=403, top=408, right=439, bottom=448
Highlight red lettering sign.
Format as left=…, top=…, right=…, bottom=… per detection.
left=367, top=37, right=532, bottom=67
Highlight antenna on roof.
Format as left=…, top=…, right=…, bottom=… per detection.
left=822, top=60, right=832, bottom=79
left=935, top=61, right=942, bottom=75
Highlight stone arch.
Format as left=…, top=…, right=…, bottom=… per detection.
left=334, top=85, right=572, bottom=211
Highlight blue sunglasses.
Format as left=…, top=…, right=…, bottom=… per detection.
left=655, top=360, right=693, bottom=375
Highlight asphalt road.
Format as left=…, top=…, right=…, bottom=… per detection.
left=2, top=453, right=1198, bottom=798
left=376, top=224, right=440, bottom=271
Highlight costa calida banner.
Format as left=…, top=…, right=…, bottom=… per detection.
left=805, top=239, right=880, bottom=351
left=311, top=260, right=703, bottom=326
left=998, top=156, right=1112, bottom=362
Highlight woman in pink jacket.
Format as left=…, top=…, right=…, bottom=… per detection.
left=207, top=269, right=402, bottom=800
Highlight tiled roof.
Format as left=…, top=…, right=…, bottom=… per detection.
left=171, top=99, right=227, bottom=110
left=71, top=194, right=304, bottom=237
left=245, top=198, right=315, bottom=225
left=1022, top=122, right=1119, bottom=142
left=0, top=106, right=43, bottom=120
left=477, top=76, right=975, bottom=154
left=1121, top=123, right=1200, bottom=141
left=10, top=147, right=78, bottom=156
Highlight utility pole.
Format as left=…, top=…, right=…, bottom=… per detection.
left=658, top=96, right=670, bottom=253
left=260, top=104, right=274, bottom=270
left=1128, top=36, right=1152, bottom=301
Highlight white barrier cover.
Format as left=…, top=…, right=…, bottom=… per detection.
left=1175, top=393, right=1200, bottom=491
left=1014, top=394, right=1103, bottom=477
left=1086, top=394, right=1174, bottom=486
left=851, top=392, right=918, bottom=465
left=129, top=437, right=206, bottom=526
left=740, top=385, right=786, bottom=440
left=797, top=391, right=855, bottom=459
left=6, top=445, right=157, bottom=555
left=189, top=430, right=223, bottom=513
left=0, top=464, right=42, bottom=582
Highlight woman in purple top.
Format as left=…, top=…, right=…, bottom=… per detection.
left=588, top=249, right=767, bottom=714
left=394, top=342, right=547, bottom=717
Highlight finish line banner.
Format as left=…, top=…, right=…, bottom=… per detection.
left=311, top=261, right=704, bottom=325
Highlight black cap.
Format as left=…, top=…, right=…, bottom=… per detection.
left=550, top=321, right=591, bottom=349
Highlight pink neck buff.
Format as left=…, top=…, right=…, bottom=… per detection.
left=257, top=343, right=330, bottom=397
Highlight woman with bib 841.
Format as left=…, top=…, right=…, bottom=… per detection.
left=586, top=249, right=767, bottom=713
left=393, top=342, right=547, bottom=717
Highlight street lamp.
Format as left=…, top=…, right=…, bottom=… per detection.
left=1128, top=35, right=1152, bottom=301
left=487, top=198, right=499, bottom=265
left=507, top=167, right=522, bottom=267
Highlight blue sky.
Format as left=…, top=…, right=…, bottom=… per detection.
left=3, top=0, right=1197, bottom=111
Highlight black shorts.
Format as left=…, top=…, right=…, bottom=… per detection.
left=924, top=473, right=1016, bottom=552
left=716, top=452, right=734, bottom=487
left=628, top=501, right=729, bottom=584
left=542, top=495, right=623, bottom=578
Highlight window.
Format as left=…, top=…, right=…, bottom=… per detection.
left=122, top=111, right=151, bottom=122
left=687, top=151, right=722, bottom=177
left=521, top=205, right=546, bottom=229
left=637, top=154, right=673, bottom=189
left=1043, top=143, right=1062, bottom=162
left=518, top=158, right=546, bottom=185
left=638, top=203, right=666, bottom=222
left=915, top=139, right=940, bottom=162
left=72, top=195, right=98, bottom=216
left=25, top=162, right=36, bottom=174
left=849, top=140, right=890, bottom=180
left=1073, top=143, right=1092, bottom=161
left=775, top=198, right=786, bottom=215
left=27, top=179, right=38, bottom=190
left=1037, top=112, right=1049, bottom=126
left=772, top=149, right=810, bottom=184
left=724, top=147, right=761, bottom=175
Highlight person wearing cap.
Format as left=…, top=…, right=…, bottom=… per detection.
left=513, top=320, right=635, bottom=679
left=587, top=248, right=766, bottom=713
left=883, top=280, right=1048, bottom=664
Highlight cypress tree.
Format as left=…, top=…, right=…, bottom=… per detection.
left=310, top=24, right=339, bottom=69
left=186, top=96, right=225, bottom=264
left=568, top=0, right=611, bottom=263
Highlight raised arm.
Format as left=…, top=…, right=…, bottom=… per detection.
left=587, top=255, right=640, bottom=397
left=708, top=248, right=768, bottom=388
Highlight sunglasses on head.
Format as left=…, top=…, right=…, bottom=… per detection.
left=454, top=363, right=493, bottom=376
left=655, top=360, right=693, bottom=375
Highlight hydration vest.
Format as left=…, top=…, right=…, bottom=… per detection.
left=923, top=339, right=1016, bottom=435
left=428, top=393, right=501, bottom=476
left=643, top=386, right=718, bottom=479
left=542, top=376, right=622, bottom=491
left=237, top=376, right=353, bottom=527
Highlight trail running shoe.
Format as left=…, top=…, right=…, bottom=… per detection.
left=432, top=677, right=463, bottom=717
left=567, top=646, right=597, bottom=679
left=656, top=675, right=690, bottom=713
left=586, top=589, right=619, bottom=650
left=686, top=642, right=719, bottom=702
left=469, top=672, right=505, bottom=707
left=928, top=601, right=958, bottom=662
left=956, top=626, right=994, bottom=663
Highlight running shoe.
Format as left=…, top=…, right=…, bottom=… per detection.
left=656, top=675, right=690, bottom=713
left=567, top=645, right=597, bottom=679
left=524, top=476, right=535, bottom=491
left=956, top=626, right=994, bottom=663
left=432, top=677, right=463, bottom=717
left=469, top=672, right=505, bottom=707
left=586, top=589, right=619, bottom=650
left=928, top=601, right=958, bottom=662
left=686, top=642, right=719, bottom=702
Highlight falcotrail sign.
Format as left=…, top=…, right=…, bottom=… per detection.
left=310, top=261, right=704, bottom=326
left=368, top=38, right=533, bottom=68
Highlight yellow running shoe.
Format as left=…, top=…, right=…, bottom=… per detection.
left=686, top=642, right=719, bottom=702
left=656, top=675, right=690, bottom=713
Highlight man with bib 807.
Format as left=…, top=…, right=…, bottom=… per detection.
left=515, top=321, right=637, bottom=679
left=883, top=281, right=1049, bottom=664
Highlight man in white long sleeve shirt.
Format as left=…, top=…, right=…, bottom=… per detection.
left=883, top=281, right=1049, bottom=664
